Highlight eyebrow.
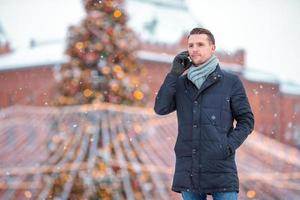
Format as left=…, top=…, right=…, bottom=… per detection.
left=188, top=42, right=205, bottom=45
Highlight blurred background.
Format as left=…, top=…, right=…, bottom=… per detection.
left=0, top=0, right=300, bottom=199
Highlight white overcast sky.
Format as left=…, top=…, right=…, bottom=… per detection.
left=0, top=0, right=300, bottom=84
left=187, top=0, right=300, bottom=84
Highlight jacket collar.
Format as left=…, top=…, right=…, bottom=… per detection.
left=184, top=64, right=223, bottom=100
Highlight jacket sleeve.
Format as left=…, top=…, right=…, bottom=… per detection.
left=154, top=72, right=178, bottom=115
left=227, top=77, right=254, bottom=152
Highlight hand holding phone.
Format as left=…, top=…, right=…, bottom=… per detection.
left=170, top=51, right=192, bottom=77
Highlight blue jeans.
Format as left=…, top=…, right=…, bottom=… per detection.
left=182, top=191, right=238, bottom=200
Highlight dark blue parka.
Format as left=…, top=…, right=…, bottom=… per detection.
left=154, top=65, right=254, bottom=194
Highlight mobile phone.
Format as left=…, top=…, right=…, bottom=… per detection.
left=183, top=56, right=192, bottom=68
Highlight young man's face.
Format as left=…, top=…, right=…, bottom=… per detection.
left=187, top=34, right=216, bottom=66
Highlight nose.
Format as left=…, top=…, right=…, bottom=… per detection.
left=191, top=46, right=199, bottom=52
left=192, top=49, right=199, bottom=55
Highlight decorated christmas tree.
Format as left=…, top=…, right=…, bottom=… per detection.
left=53, top=0, right=149, bottom=107
left=46, top=1, right=155, bottom=199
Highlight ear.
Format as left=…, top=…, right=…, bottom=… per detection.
left=211, top=44, right=216, bottom=52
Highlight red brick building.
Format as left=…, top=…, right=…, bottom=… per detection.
left=0, top=66, right=55, bottom=107
left=279, top=85, right=300, bottom=147
left=239, top=69, right=300, bottom=148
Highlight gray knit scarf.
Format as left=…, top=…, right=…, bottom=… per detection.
left=187, top=55, right=219, bottom=89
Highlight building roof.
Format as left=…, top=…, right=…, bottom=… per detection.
left=0, top=42, right=67, bottom=71
left=243, top=68, right=279, bottom=84
left=280, top=82, right=300, bottom=96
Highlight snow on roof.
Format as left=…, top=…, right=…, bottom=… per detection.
left=0, top=42, right=174, bottom=71
left=125, top=0, right=199, bottom=44
left=243, top=68, right=279, bottom=84
left=0, top=42, right=67, bottom=71
left=137, top=51, right=246, bottom=74
left=130, top=0, right=189, bottom=10
left=220, top=63, right=243, bottom=73
left=137, top=50, right=173, bottom=63
left=280, top=82, right=300, bottom=96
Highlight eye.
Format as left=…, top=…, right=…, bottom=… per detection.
left=188, top=44, right=193, bottom=48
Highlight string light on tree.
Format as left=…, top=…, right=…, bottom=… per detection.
left=53, top=0, right=149, bottom=107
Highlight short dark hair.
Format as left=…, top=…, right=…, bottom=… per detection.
left=188, top=28, right=215, bottom=45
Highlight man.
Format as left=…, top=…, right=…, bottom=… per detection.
left=154, top=28, right=254, bottom=200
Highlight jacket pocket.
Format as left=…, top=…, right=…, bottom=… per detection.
left=201, top=139, right=231, bottom=160
left=201, top=158, right=237, bottom=173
